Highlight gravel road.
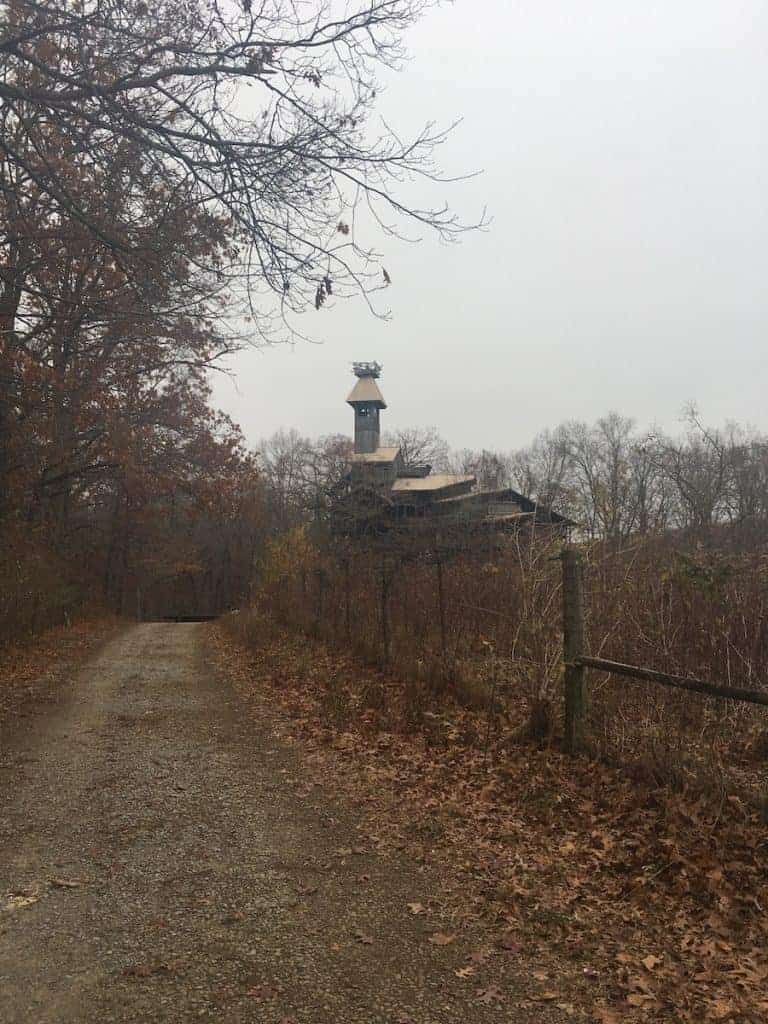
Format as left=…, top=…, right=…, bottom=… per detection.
left=0, top=623, right=561, bottom=1024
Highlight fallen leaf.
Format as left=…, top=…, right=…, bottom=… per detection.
left=595, top=1009, right=622, bottom=1024
left=3, top=888, right=41, bottom=912
left=498, top=933, right=522, bottom=953
left=245, top=983, right=280, bottom=1000
left=429, top=932, right=456, bottom=946
left=123, top=963, right=155, bottom=979
left=476, top=984, right=504, bottom=1004
left=627, top=993, right=658, bottom=1008
left=454, top=966, right=475, bottom=979
left=642, top=954, right=662, bottom=971
left=123, top=961, right=181, bottom=978
left=50, top=878, right=83, bottom=889
left=407, top=902, right=425, bottom=915
left=354, top=930, right=374, bottom=945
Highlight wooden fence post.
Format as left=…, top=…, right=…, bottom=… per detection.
left=313, top=568, right=325, bottom=633
left=436, top=559, right=447, bottom=652
left=344, top=559, right=352, bottom=640
left=380, top=561, right=390, bottom=664
left=562, top=547, right=586, bottom=753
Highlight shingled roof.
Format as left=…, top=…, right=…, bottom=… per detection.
left=346, top=375, right=387, bottom=408
left=391, top=474, right=476, bottom=493
left=349, top=446, right=400, bottom=464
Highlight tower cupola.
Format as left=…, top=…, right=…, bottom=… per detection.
left=347, top=361, right=386, bottom=454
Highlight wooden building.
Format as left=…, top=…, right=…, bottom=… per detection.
left=335, top=363, right=571, bottom=536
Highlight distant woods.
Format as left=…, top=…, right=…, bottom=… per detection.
left=256, top=411, right=768, bottom=544
left=507, top=410, right=768, bottom=541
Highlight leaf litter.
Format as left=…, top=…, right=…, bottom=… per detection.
left=211, top=622, right=768, bottom=1023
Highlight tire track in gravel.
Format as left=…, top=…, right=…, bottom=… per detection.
left=0, top=623, right=565, bottom=1024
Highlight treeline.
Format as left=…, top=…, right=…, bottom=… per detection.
left=494, top=410, right=768, bottom=540
left=257, top=411, right=768, bottom=543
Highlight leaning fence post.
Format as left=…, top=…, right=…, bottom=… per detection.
left=562, top=547, right=586, bottom=753
left=313, top=568, right=325, bottom=633
left=380, top=560, right=391, bottom=664
left=344, top=559, right=352, bottom=640
left=436, top=559, right=447, bottom=652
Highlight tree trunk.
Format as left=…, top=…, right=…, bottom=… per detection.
left=0, top=307, right=18, bottom=519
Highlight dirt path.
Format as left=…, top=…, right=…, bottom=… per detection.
left=0, top=624, right=562, bottom=1024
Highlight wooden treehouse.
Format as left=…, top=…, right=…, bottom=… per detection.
left=331, top=362, right=572, bottom=540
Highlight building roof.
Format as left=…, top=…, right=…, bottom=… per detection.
left=392, top=474, right=476, bottom=493
left=347, top=375, right=387, bottom=408
left=349, top=446, right=400, bottom=464
left=504, top=487, right=576, bottom=526
left=434, top=487, right=515, bottom=505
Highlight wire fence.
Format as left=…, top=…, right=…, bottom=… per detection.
left=257, top=524, right=768, bottom=809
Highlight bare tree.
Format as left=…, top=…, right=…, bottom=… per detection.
left=721, top=422, right=768, bottom=525
left=560, top=414, right=636, bottom=541
left=302, top=433, right=354, bottom=522
left=447, top=448, right=512, bottom=490
left=1, top=0, right=476, bottom=318
left=652, top=411, right=730, bottom=531
left=257, top=428, right=312, bottom=531
left=382, top=425, right=449, bottom=470
left=510, top=425, right=574, bottom=515
left=627, top=434, right=672, bottom=535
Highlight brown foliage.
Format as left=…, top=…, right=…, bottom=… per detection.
left=254, top=524, right=768, bottom=803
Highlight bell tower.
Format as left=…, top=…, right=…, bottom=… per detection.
left=347, top=361, right=386, bottom=454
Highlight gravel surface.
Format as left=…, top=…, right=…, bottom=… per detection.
left=0, top=623, right=565, bottom=1023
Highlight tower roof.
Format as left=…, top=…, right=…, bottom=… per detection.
left=349, top=446, right=400, bottom=464
left=346, top=374, right=386, bottom=408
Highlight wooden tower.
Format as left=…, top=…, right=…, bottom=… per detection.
left=346, top=362, right=386, bottom=454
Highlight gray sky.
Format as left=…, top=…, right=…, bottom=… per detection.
left=211, top=0, right=767, bottom=452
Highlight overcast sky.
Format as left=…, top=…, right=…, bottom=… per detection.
left=211, top=0, right=767, bottom=452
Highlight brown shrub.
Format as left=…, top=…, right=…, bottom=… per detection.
left=250, top=525, right=768, bottom=803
